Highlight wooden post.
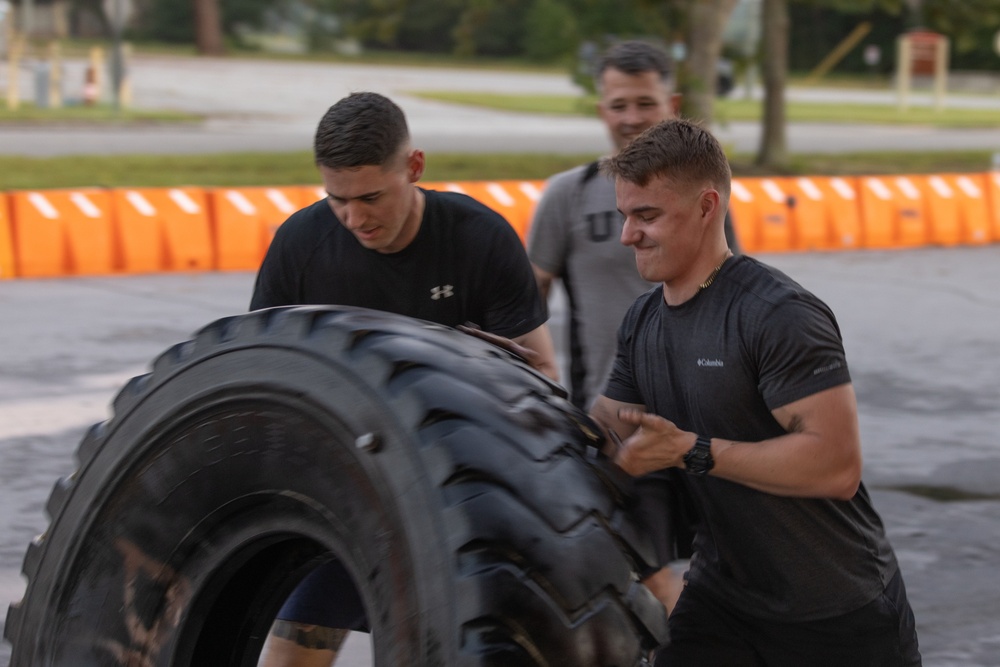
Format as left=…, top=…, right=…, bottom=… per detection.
left=933, top=36, right=949, bottom=112
left=898, top=31, right=948, bottom=113
left=896, top=35, right=911, bottom=112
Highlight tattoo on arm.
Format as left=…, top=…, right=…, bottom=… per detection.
left=271, top=620, right=349, bottom=650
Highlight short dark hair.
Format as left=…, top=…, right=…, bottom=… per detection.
left=602, top=118, right=731, bottom=198
left=596, top=40, right=672, bottom=90
left=314, top=92, right=410, bottom=169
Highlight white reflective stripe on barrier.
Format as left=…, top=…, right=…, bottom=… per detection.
left=70, top=192, right=102, bottom=218
left=225, top=190, right=256, bottom=215
left=485, top=183, right=515, bottom=207
left=866, top=178, right=893, bottom=200
left=928, top=176, right=953, bottom=198
left=28, top=192, right=59, bottom=219
left=761, top=179, right=785, bottom=203
left=796, top=177, right=823, bottom=201
left=731, top=181, right=753, bottom=202
left=169, top=189, right=201, bottom=214
left=519, top=182, right=542, bottom=201
left=830, top=177, right=856, bottom=200
left=896, top=177, right=921, bottom=200
left=265, top=189, right=296, bottom=214
left=125, top=191, right=157, bottom=217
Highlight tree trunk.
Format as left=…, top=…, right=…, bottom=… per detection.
left=756, top=0, right=789, bottom=168
left=193, top=0, right=225, bottom=56
left=680, top=0, right=740, bottom=125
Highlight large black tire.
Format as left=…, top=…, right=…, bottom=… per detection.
left=5, top=306, right=668, bottom=666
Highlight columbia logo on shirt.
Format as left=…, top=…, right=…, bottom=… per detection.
left=430, top=285, right=454, bottom=300
left=697, top=358, right=724, bottom=367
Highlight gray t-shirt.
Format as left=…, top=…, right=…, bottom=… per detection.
left=605, top=255, right=898, bottom=621
left=528, top=163, right=653, bottom=408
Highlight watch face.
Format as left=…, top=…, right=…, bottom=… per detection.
left=685, top=439, right=714, bottom=475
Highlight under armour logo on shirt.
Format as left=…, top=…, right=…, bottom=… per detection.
left=430, top=285, right=454, bottom=300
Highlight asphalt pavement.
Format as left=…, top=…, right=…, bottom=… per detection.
left=2, top=56, right=1000, bottom=666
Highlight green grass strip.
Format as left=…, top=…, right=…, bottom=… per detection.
left=0, top=150, right=995, bottom=191
left=411, top=90, right=1000, bottom=129
left=0, top=103, right=201, bottom=124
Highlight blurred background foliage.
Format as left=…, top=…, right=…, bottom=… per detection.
left=33, top=0, right=1000, bottom=71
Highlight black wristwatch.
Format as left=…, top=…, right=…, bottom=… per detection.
left=683, top=435, right=714, bottom=476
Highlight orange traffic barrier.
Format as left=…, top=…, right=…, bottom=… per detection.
left=0, top=193, right=16, bottom=279
left=783, top=176, right=862, bottom=251
left=985, top=172, right=1000, bottom=242
left=302, top=185, right=326, bottom=205
left=111, top=187, right=215, bottom=273
left=728, top=179, right=759, bottom=253
left=428, top=180, right=544, bottom=243
left=728, top=178, right=794, bottom=253
left=3, top=173, right=999, bottom=282
left=10, top=188, right=114, bottom=277
left=825, top=177, right=864, bottom=250
left=858, top=176, right=928, bottom=249
left=209, top=186, right=309, bottom=270
left=920, top=174, right=993, bottom=246
left=783, top=177, right=828, bottom=251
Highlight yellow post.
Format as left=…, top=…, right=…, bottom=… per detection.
left=120, top=41, right=133, bottom=108
left=48, top=40, right=63, bottom=108
left=6, top=35, right=24, bottom=110
left=804, top=22, right=872, bottom=86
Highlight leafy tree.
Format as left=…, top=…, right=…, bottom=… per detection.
left=571, top=0, right=666, bottom=39
left=293, top=0, right=403, bottom=48
left=452, top=0, right=494, bottom=56
left=396, top=0, right=464, bottom=52
left=522, top=0, right=579, bottom=62
left=756, top=0, right=902, bottom=169
left=127, top=0, right=287, bottom=49
left=919, top=0, right=1000, bottom=54
left=453, top=0, right=534, bottom=57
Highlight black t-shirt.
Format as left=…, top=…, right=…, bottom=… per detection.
left=605, top=255, right=897, bottom=621
left=250, top=189, right=546, bottom=339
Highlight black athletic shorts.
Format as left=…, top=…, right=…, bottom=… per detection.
left=275, top=560, right=369, bottom=631
left=654, top=569, right=921, bottom=666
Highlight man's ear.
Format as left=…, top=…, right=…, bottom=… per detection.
left=670, top=93, right=682, bottom=116
left=407, top=149, right=426, bottom=183
left=700, top=189, right=721, bottom=220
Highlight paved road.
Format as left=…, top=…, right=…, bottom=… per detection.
left=2, top=55, right=1000, bottom=157
left=2, top=247, right=1000, bottom=665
